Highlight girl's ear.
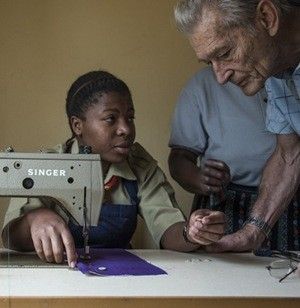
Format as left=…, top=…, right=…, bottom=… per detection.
left=70, top=116, right=83, bottom=137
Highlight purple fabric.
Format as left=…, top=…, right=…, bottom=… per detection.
left=76, top=248, right=167, bottom=276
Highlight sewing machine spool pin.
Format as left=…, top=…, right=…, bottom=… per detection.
left=78, top=145, right=92, bottom=260
left=80, top=186, right=91, bottom=260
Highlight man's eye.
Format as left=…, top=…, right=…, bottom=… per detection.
left=218, top=49, right=231, bottom=59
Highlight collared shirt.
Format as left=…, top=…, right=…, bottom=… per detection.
left=265, top=63, right=300, bottom=134
left=2, top=140, right=185, bottom=247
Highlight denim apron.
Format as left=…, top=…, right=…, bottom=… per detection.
left=193, top=183, right=300, bottom=251
left=69, top=179, right=139, bottom=248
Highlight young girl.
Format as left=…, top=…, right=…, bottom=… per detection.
left=2, top=70, right=225, bottom=267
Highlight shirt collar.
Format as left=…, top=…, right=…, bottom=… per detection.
left=105, top=161, right=136, bottom=182
left=70, top=139, right=80, bottom=154
left=69, top=138, right=136, bottom=182
left=272, top=63, right=300, bottom=79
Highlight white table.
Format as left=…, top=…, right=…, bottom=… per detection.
left=0, top=249, right=299, bottom=308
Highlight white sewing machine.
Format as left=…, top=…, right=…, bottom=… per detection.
left=0, top=147, right=103, bottom=258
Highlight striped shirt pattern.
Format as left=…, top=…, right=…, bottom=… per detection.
left=266, top=63, right=300, bottom=134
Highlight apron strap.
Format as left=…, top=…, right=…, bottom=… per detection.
left=122, top=179, right=140, bottom=206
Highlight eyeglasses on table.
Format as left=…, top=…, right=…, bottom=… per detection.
left=255, top=249, right=300, bottom=283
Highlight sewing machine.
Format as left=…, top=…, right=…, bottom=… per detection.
left=0, top=147, right=103, bottom=258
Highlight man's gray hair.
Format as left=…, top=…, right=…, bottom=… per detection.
left=174, top=0, right=292, bottom=34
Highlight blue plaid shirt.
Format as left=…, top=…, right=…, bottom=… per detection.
left=266, top=63, right=300, bottom=134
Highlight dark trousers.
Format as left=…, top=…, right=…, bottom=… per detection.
left=192, top=183, right=300, bottom=251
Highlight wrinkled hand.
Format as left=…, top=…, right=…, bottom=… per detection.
left=198, top=159, right=230, bottom=197
left=26, top=208, right=77, bottom=267
left=187, top=209, right=226, bottom=245
left=205, top=224, right=266, bottom=252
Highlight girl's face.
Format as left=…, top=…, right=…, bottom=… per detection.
left=71, top=91, right=136, bottom=166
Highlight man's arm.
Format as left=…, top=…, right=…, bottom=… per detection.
left=251, top=133, right=300, bottom=229
left=168, top=148, right=230, bottom=195
left=206, top=133, right=300, bottom=252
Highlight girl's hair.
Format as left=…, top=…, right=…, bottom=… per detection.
left=65, top=70, right=132, bottom=151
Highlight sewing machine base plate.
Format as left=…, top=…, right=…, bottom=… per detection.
left=0, top=250, right=68, bottom=268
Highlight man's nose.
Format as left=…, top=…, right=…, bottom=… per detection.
left=212, top=61, right=233, bottom=85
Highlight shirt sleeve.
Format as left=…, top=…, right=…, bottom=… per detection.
left=2, top=197, right=44, bottom=231
left=129, top=144, right=185, bottom=248
left=137, top=164, right=185, bottom=248
left=169, top=88, right=207, bottom=154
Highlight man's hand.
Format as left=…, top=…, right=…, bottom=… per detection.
left=187, top=209, right=226, bottom=245
left=26, top=208, right=77, bottom=267
left=205, top=224, right=266, bottom=252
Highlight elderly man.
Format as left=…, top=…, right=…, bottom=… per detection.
left=174, top=0, right=300, bottom=252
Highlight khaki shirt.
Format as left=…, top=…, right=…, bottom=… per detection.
left=2, top=140, right=185, bottom=247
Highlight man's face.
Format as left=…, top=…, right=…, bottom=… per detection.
left=189, top=12, right=277, bottom=96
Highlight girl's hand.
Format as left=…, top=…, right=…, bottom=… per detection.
left=26, top=208, right=77, bottom=267
left=187, top=209, right=226, bottom=245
